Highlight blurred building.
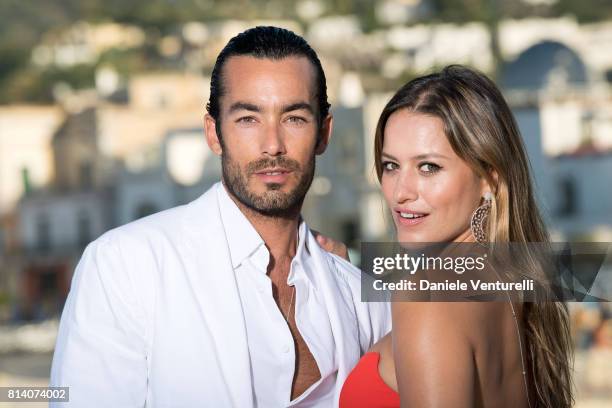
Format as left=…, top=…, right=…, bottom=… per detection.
left=0, top=106, right=63, bottom=215
left=16, top=104, right=112, bottom=320
left=31, top=22, right=146, bottom=68
left=499, top=17, right=612, bottom=79
left=10, top=72, right=211, bottom=320
left=502, top=40, right=612, bottom=241
left=383, top=23, right=494, bottom=74
left=302, top=105, right=368, bottom=249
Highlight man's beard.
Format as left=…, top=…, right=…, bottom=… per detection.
left=221, top=149, right=316, bottom=218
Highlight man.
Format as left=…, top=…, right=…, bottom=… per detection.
left=50, top=26, right=390, bottom=407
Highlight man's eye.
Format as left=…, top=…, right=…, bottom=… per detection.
left=237, top=116, right=257, bottom=123
left=287, top=116, right=307, bottom=124
left=419, top=162, right=441, bottom=174
left=382, top=161, right=398, bottom=172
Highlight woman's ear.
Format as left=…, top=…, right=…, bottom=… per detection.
left=481, top=169, right=499, bottom=197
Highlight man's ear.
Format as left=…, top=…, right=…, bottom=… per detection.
left=315, top=114, right=333, bottom=155
left=204, top=114, right=223, bottom=156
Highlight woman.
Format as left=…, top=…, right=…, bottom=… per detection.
left=318, top=65, right=573, bottom=407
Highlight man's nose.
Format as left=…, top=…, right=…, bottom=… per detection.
left=394, top=171, right=418, bottom=204
left=262, top=122, right=287, bottom=156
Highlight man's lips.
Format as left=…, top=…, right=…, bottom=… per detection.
left=254, top=167, right=292, bottom=175
left=253, top=168, right=293, bottom=183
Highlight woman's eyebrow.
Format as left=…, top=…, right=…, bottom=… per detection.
left=381, top=152, right=398, bottom=161
left=411, top=153, right=449, bottom=160
left=381, top=152, right=449, bottom=160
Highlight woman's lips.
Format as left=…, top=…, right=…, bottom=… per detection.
left=395, top=211, right=429, bottom=227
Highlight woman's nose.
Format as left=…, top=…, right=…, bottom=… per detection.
left=394, top=171, right=418, bottom=204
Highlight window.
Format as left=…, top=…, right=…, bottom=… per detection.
left=77, top=212, right=91, bottom=249
left=557, top=176, right=577, bottom=216
left=36, top=214, right=51, bottom=253
left=341, top=220, right=359, bottom=249
left=79, top=162, right=93, bottom=189
left=134, top=202, right=158, bottom=220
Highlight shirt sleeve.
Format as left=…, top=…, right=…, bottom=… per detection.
left=49, top=235, right=148, bottom=407
left=359, top=280, right=392, bottom=352
left=330, top=254, right=392, bottom=353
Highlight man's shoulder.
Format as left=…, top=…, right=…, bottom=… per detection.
left=316, top=243, right=390, bottom=302
left=96, top=184, right=219, bottom=247
left=300, top=225, right=360, bottom=283
left=313, top=238, right=392, bottom=340
left=77, top=188, right=218, bottom=282
left=99, top=203, right=188, bottom=246
left=324, top=252, right=362, bottom=283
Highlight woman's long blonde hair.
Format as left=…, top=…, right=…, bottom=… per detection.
left=374, top=65, right=573, bottom=407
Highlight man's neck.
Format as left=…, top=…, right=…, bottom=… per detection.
left=225, top=187, right=301, bottom=262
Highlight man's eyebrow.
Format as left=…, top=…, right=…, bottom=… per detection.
left=281, top=102, right=314, bottom=114
left=227, top=102, right=314, bottom=115
left=228, top=102, right=261, bottom=114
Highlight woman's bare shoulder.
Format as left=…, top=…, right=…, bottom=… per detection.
left=391, top=302, right=503, bottom=341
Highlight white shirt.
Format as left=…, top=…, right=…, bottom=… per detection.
left=50, top=182, right=391, bottom=407
left=219, top=185, right=336, bottom=406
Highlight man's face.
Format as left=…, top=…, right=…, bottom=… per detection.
left=205, top=55, right=331, bottom=216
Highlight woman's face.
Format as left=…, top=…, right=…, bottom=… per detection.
left=380, top=110, right=488, bottom=243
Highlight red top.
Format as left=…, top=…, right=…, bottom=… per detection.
left=340, top=352, right=400, bottom=408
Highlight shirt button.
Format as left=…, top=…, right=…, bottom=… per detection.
left=283, top=344, right=291, bottom=353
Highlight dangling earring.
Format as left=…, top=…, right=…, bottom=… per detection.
left=470, top=192, right=493, bottom=245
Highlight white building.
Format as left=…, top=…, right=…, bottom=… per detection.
left=502, top=40, right=612, bottom=240
left=0, top=106, right=63, bottom=215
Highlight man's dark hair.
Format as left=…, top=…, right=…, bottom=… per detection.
left=206, top=26, right=330, bottom=125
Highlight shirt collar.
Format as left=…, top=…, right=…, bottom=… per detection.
left=217, top=182, right=314, bottom=285
left=295, top=219, right=310, bottom=262
left=288, top=220, right=315, bottom=286
left=217, top=182, right=266, bottom=269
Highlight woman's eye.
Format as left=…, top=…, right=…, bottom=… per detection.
left=382, top=161, right=398, bottom=172
left=419, top=162, right=441, bottom=174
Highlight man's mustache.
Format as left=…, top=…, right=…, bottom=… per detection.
left=246, top=157, right=301, bottom=175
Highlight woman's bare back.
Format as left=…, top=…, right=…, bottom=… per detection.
left=370, top=302, right=530, bottom=408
